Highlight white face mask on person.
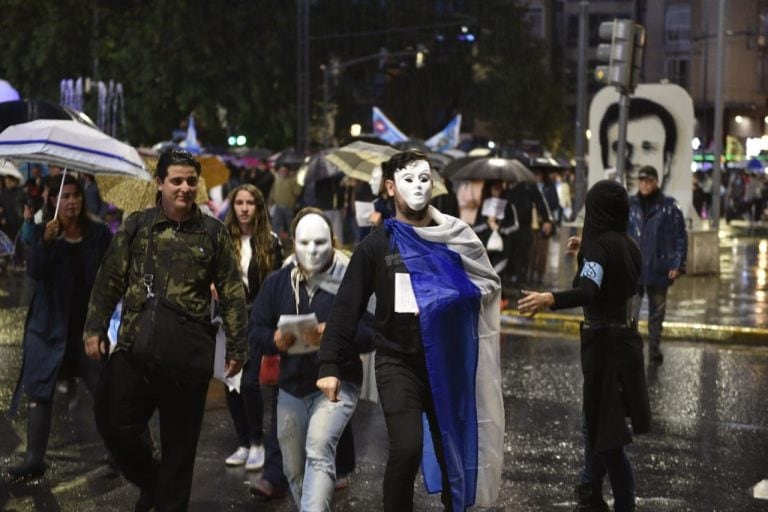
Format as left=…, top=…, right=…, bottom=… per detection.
left=293, top=213, right=333, bottom=276
left=393, top=160, right=433, bottom=211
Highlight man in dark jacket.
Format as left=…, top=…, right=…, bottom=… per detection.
left=83, top=149, right=248, bottom=511
left=627, top=165, right=688, bottom=364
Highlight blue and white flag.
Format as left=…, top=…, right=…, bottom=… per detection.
left=425, top=114, right=462, bottom=153
left=181, top=114, right=201, bottom=154
left=372, top=106, right=408, bottom=145
left=384, top=207, right=504, bottom=510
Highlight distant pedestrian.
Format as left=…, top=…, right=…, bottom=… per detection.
left=518, top=179, right=651, bottom=512
left=269, top=164, right=303, bottom=240
left=627, top=165, right=688, bottom=364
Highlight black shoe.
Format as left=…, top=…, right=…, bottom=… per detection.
left=134, top=487, right=155, bottom=512
left=650, top=349, right=664, bottom=365
left=7, top=460, right=46, bottom=480
left=573, top=483, right=610, bottom=512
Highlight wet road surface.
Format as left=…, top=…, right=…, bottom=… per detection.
left=1, top=327, right=767, bottom=511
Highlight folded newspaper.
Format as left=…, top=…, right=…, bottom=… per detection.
left=278, top=313, right=320, bottom=354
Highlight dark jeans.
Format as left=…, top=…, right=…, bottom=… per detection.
left=225, top=357, right=264, bottom=447
left=375, top=352, right=453, bottom=512
left=260, top=384, right=289, bottom=490
left=580, top=418, right=635, bottom=512
left=632, top=285, right=668, bottom=353
left=93, top=351, right=208, bottom=512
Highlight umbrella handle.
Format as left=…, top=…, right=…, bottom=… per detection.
left=52, top=168, right=68, bottom=220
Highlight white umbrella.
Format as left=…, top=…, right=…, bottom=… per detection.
left=0, top=159, right=23, bottom=181
left=0, top=119, right=150, bottom=180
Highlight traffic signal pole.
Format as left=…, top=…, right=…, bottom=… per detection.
left=615, top=93, right=630, bottom=187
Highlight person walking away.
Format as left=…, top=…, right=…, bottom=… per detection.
left=627, top=165, right=687, bottom=364
left=249, top=208, right=374, bottom=511
left=221, top=185, right=283, bottom=470
left=518, top=179, right=651, bottom=512
left=270, top=163, right=303, bottom=242
left=83, top=149, right=248, bottom=511
left=317, top=150, right=505, bottom=511
left=6, top=173, right=112, bottom=479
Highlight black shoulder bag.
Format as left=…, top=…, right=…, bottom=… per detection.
left=131, top=215, right=218, bottom=385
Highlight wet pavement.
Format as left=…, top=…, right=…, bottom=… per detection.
left=1, top=223, right=768, bottom=511
left=504, top=222, right=768, bottom=343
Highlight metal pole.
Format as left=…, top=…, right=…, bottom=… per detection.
left=322, top=65, right=329, bottom=148
left=573, top=0, right=589, bottom=215
left=711, top=0, right=726, bottom=229
left=615, top=92, right=630, bottom=187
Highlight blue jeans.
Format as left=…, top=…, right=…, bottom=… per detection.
left=580, top=418, right=636, bottom=512
left=277, top=383, right=359, bottom=511
left=632, top=285, right=668, bottom=354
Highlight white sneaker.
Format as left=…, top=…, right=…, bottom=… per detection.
left=225, top=446, right=249, bottom=466
left=245, top=445, right=265, bottom=471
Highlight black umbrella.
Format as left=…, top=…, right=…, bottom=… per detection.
left=393, top=139, right=430, bottom=152
left=301, top=151, right=343, bottom=183
left=444, top=156, right=535, bottom=183
left=0, top=99, right=96, bottom=133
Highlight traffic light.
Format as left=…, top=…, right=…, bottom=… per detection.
left=595, top=19, right=645, bottom=93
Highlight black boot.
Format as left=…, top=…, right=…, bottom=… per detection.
left=573, top=482, right=610, bottom=512
left=9, top=401, right=52, bottom=479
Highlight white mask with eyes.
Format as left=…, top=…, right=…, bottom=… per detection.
left=394, top=160, right=432, bottom=211
left=293, top=213, right=333, bottom=276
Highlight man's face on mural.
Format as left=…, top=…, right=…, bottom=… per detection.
left=606, top=116, right=667, bottom=195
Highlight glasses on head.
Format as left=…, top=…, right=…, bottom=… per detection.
left=166, top=176, right=199, bottom=187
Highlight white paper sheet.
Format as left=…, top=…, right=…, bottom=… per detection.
left=394, top=273, right=419, bottom=313
left=481, top=197, right=507, bottom=219
left=278, top=313, right=320, bottom=354
left=355, top=201, right=375, bottom=227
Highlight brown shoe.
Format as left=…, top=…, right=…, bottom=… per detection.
left=250, top=478, right=288, bottom=500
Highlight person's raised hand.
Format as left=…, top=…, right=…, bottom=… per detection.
left=43, top=219, right=60, bottom=243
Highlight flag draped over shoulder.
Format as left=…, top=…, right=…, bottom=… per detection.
left=425, top=114, right=462, bottom=153
left=384, top=207, right=504, bottom=510
left=372, top=106, right=408, bottom=145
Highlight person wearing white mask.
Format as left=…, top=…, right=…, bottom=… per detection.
left=248, top=207, right=374, bottom=511
left=318, top=150, right=505, bottom=511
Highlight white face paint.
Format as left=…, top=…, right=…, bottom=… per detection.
left=394, top=160, right=432, bottom=211
left=293, top=213, right=333, bottom=276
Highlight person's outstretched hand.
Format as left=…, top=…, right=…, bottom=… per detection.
left=517, top=290, right=555, bottom=317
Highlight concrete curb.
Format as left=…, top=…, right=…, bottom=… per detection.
left=501, top=310, right=768, bottom=345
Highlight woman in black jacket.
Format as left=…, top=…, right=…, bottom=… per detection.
left=221, top=184, right=282, bottom=470
left=518, top=180, right=650, bottom=512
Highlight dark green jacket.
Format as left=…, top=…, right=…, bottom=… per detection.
left=84, top=205, right=248, bottom=362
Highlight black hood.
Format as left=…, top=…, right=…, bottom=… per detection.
left=583, top=179, right=629, bottom=242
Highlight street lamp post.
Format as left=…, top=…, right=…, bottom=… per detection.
left=321, top=48, right=425, bottom=148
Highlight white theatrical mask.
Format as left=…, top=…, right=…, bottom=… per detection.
left=294, top=213, right=333, bottom=276
left=394, top=160, right=433, bottom=211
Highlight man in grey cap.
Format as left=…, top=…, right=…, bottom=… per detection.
left=627, top=165, right=688, bottom=364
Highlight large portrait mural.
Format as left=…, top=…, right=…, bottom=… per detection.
left=589, top=83, right=694, bottom=220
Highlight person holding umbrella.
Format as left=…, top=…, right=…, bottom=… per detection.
left=6, top=173, right=113, bottom=479
left=518, top=179, right=651, bottom=512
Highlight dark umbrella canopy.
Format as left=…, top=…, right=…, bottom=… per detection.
left=301, top=151, right=343, bottom=182
left=444, top=156, right=535, bottom=184
left=0, top=99, right=96, bottom=133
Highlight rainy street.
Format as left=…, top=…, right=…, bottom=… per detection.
left=1, top=279, right=767, bottom=512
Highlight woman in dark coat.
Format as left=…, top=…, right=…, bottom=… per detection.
left=518, top=180, right=650, bottom=512
left=7, top=173, right=112, bottom=478
left=472, top=180, right=519, bottom=275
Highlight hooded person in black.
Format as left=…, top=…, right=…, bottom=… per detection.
left=518, top=180, right=650, bottom=512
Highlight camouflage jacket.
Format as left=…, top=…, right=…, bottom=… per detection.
left=84, top=205, right=248, bottom=362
